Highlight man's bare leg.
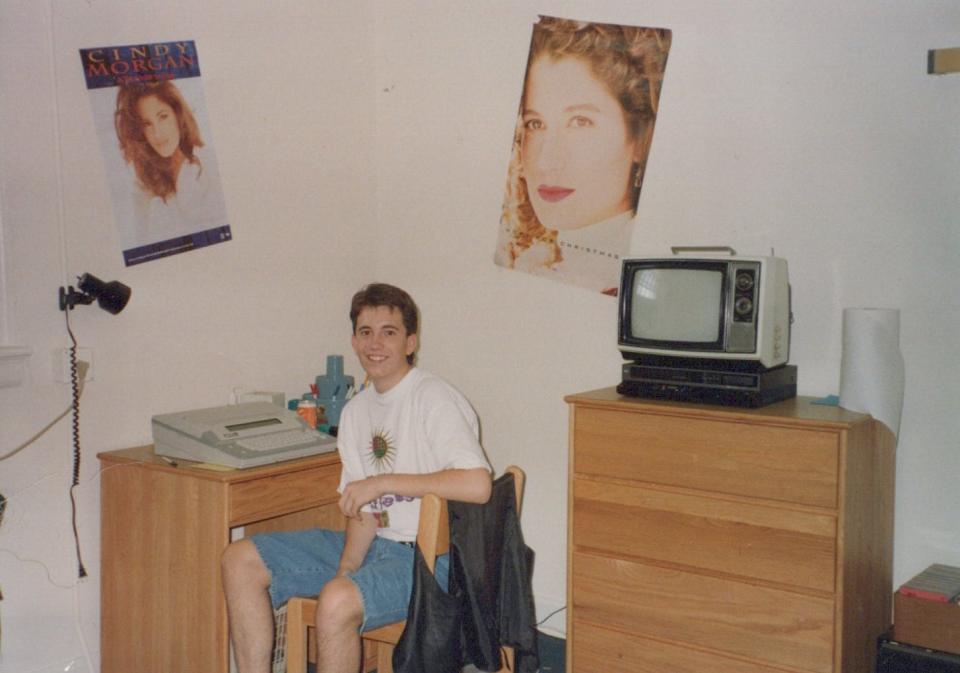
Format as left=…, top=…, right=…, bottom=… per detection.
left=222, top=539, right=275, bottom=673
left=315, top=575, right=365, bottom=673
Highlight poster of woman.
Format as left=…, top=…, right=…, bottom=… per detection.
left=79, top=41, right=231, bottom=266
left=495, top=17, right=671, bottom=294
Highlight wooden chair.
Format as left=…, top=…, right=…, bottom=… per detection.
left=285, top=466, right=525, bottom=673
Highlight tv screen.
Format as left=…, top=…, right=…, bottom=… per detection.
left=629, top=268, right=724, bottom=343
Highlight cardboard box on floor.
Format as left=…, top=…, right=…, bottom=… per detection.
left=893, top=591, right=960, bottom=656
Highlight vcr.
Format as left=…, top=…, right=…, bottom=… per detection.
left=618, top=356, right=798, bottom=408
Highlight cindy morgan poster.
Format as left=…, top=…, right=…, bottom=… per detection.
left=495, top=17, right=671, bottom=295
left=79, top=41, right=231, bottom=266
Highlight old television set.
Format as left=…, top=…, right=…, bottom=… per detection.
left=617, top=249, right=797, bottom=407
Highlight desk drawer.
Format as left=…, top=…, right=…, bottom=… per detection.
left=572, top=406, right=838, bottom=508
left=572, top=478, right=836, bottom=592
left=229, top=464, right=340, bottom=526
left=572, top=552, right=835, bottom=673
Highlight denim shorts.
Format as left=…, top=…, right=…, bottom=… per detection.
left=249, top=528, right=449, bottom=631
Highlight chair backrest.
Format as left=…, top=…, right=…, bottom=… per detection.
left=416, top=493, right=449, bottom=573
left=415, top=465, right=525, bottom=574
left=504, top=465, right=525, bottom=516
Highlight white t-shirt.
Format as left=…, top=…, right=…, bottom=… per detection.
left=336, top=368, right=491, bottom=541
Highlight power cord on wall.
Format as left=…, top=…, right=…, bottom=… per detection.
left=0, top=315, right=90, bottom=583
left=536, top=604, right=566, bottom=629
left=0, top=457, right=152, bottom=673
left=0, top=457, right=141, bottom=672
left=0, top=393, right=82, bottom=463
left=64, top=311, right=87, bottom=579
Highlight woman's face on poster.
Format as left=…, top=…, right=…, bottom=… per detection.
left=520, top=54, right=639, bottom=231
left=137, top=95, right=181, bottom=159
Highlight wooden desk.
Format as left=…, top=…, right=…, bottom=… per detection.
left=99, top=445, right=344, bottom=673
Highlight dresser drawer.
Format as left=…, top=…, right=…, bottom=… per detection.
left=572, top=552, right=835, bottom=672
left=572, top=621, right=815, bottom=673
left=572, top=406, right=838, bottom=508
left=572, top=478, right=836, bottom=592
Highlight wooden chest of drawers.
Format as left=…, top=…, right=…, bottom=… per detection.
left=566, top=388, right=895, bottom=673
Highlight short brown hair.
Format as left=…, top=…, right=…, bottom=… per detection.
left=350, top=284, right=419, bottom=364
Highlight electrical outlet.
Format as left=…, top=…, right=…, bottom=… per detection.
left=55, top=347, right=93, bottom=383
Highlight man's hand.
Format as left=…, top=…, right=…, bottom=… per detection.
left=338, top=475, right=384, bottom=519
left=339, top=468, right=492, bottom=520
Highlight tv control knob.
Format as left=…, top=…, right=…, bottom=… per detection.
left=736, top=272, right=754, bottom=291
left=735, top=296, right=753, bottom=316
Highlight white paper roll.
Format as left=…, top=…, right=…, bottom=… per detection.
left=839, top=308, right=905, bottom=437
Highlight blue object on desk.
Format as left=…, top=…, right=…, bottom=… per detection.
left=315, top=355, right=353, bottom=427
left=316, top=355, right=353, bottom=397
left=811, top=394, right=840, bottom=406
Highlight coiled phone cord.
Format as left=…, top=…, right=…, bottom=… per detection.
left=65, top=310, right=88, bottom=579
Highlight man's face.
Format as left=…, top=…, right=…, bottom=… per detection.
left=351, top=305, right=417, bottom=393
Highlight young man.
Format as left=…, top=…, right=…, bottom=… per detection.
left=221, top=283, right=492, bottom=673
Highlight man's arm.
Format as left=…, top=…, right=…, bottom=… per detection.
left=338, top=467, right=492, bottom=520
left=337, top=511, right=379, bottom=576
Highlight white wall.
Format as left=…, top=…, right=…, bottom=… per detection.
left=1, top=1, right=958, bottom=671
left=0, top=2, right=379, bottom=671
